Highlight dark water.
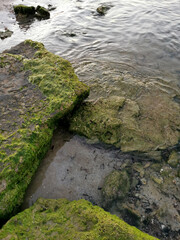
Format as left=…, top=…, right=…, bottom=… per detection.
left=0, top=0, right=180, bottom=83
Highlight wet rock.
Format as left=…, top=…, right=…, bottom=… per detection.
left=13, top=5, right=35, bottom=15
left=13, top=4, right=50, bottom=27
left=0, top=198, right=158, bottom=240
left=168, top=151, right=179, bottom=168
left=69, top=73, right=180, bottom=159
left=102, top=170, right=130, bottom=207
left=97, top=5, right=111, bottom=15
left=35, top=5, right=50, bottom=19
left=0, top=29, right=13, bottom=40
left=0, top=40, right=89, bottom=221
left=48, top=4, right=56, bottom=11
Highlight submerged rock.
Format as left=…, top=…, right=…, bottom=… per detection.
left=69, top=73, right=180, bottom=159
left=0, top=40, right=89, bottom=221
left=102, top=170, right=130, bottom=207
left=0, top=198, right=158, bottom=239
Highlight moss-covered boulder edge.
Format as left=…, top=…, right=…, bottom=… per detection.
left=0, top=40, right=89, bottom=221
left=14, top=4, right=50, bottom=19
left=0, top=198, right=158, bottom=239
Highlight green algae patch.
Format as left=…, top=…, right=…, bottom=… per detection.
left=0, top=40, right=89, bottom=221
left=0, top=198, right=158, bottom=240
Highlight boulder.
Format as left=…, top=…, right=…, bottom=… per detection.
left=69, top=75, right=180, bottom=159
left=13, top=5, right=36, bottom=16
left=0, top=40, right=89, bottom=221
left=0, top=198, right=158, bottom=240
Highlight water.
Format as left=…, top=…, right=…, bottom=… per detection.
left=0, top=0, right=180, bottom=83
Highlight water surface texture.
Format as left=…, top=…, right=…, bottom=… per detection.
left=0, top=0, right=180, bottom=82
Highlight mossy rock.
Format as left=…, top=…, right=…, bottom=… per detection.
left=13, top=5, right=36, bottom=15
left=69, top=84, right=180, bottom=157
left=102, top=170, right=130, bottom=207
left=0, top=198, right=158, bottom=240
left=36, top=5, right=50, bottom=19
left=0, top=40, right=89, bottom=221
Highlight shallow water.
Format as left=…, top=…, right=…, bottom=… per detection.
left=0, top=0, right=180, bottom=83
left=22, top=127, right=139, bottom=210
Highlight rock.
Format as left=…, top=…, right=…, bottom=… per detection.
left=13, top=4, right=50, bottom=23
left=13, top=5, right=36, bottom=15
left=0, top=29, right=13, bottom=40
left=0, top=198, right=159, bottom=240
left=97, top=5, right=111, bottom=15
left=69, top=73, right=180, bottom=159
left=102, top=170, right=130, bottom=207
left=0, top=40, right=89, bottom=221
left=35, top=5, right=50, bottom=19
left=168, top=151, right=179, bottom=168
left=151, top=173, right=163, bottom=185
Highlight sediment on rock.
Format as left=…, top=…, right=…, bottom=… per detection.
left=0, top=40, right=89, bottom=221
left=0, top=198, right=159, bottom=240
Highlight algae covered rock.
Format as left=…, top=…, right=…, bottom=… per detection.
left=36, top=5, right=50, bottom=19
left=0, top=198, right=158, bottom=240
left=0, top=40, right=89, bottom=221
left=69, top=70, right=180, bottom=158
left=102, top=170, right=130, bottom=207
left=13, top=4, right=50, bottom=22
left=13, top=5, right=36, bottom=15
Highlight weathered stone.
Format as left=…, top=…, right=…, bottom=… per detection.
left=0, top=198, right=158, bottom=240
left=0, top=40, right=89, bottom=221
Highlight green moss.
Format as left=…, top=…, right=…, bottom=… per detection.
left=13, top=5, right=36, bottom=15
left=0, top=40, right=89, bottom=221
left=0, top=198, right=158, bottom=240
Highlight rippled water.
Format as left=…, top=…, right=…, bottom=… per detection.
left=0, top=0, right=180, bottom=83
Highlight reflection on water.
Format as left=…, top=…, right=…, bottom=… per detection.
left=0, top=0, right=180, bottom=83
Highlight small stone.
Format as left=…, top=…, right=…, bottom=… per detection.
left=151, top=172, right=163, bottom=184
left=168, top=151, right=179, bottom=168
left=141, top=178, right=147, bottom=185
left=97, top=5, right=111, bottom=15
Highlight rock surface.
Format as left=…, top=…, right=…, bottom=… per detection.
left=0, top=198, right=158, bottom=239
left=0, top=40, right=89, bottom=221
left=69, top=64, right=180, bottom=160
